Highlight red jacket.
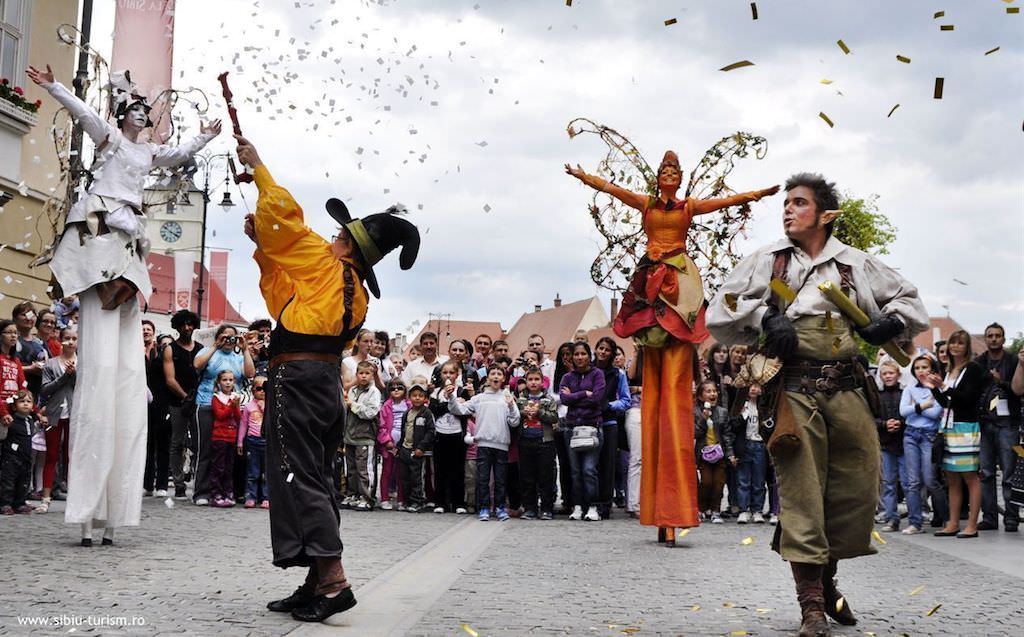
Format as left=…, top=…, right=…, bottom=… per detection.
left=0, top=353, right=26, bottom=419
left=211, top=393, right=242, bottom=443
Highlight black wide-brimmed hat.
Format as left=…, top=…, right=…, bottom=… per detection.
left=325, top=198, right=421, bottom=298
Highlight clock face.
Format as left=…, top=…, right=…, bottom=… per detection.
left=160, top=221, right=183, bottom=243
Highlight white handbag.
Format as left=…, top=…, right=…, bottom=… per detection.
left=569, top=425, right=599, bottom=450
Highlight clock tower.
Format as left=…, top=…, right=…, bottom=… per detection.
left=145, top=177, right=204, bottom=256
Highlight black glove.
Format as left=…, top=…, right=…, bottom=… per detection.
left=856, top=314, right=905, bottom=346
left=762, top=306, right=798, bottom=360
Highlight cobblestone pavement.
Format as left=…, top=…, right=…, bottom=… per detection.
left=2, top=498, right=1022, bottom=636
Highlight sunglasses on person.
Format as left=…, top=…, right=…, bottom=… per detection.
left=253, top=385, right=266, bottom=392
left=389, top=385, right=406, bottom=391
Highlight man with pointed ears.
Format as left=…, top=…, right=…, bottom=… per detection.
left=707, top=173, right=928, bottom=637
left=235, top=134, right=420, bottom=623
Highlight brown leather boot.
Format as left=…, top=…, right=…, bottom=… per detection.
left=822, top=559, right=857, bottom=625
left=791, top=562, right=832, bottom=637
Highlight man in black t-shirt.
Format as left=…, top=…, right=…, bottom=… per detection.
left=163, top=310, right=201, bottom=500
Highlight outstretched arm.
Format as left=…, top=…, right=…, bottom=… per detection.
left=690, top=185, right=780, bottom=216
left=27, top=64, right=111, bottom=145
left=565, top=163, right=648, bottom=211
left=151, top=119, right=221, bottom=167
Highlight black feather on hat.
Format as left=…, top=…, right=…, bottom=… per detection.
left=325, top=198, right=421, bottom=299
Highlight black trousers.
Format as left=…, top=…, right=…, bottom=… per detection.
left=144, top=404, right=171, bottom=491
left=555, top=428, right=574, bottom=509
left=597, top=423, right=618, bottom=513
left=398, top=447, right=426, bottom=507
left=265, top=360, right=346, bottom=568
left=433, top=432, right=466, bottom=511
left=519, top=437, right=556, bottom=514
left=0, top=435, right=32, bottom=508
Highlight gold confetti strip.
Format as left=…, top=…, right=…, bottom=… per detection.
left=723, top=602, right=737, bottom=608
left=926, top=604, right=943, bottom=617
left=985, top=46, right=1001, bottom=55
left=934, top=77, right=945, bottom=99
left=1009, top=7, right=1021, bottom=13
left=565, top=0, right=571, bottom=5
left=910, top=585, right=926, bottom=596
left=837, top=39, right=850, bottom=54
left=756, top=608, right=773, bottom=614
left=872, top=530, right=887, bottom=544
left=751, top=2, right=758, bottom=20
left=896, top=54, right=911, bottom=63
left=691, top=604, right=701, bottom=612
left=887, top=104, right=900, bottom=117
left=819, top=112, right=835, bottom=128
left=940, top=24, right=955, bottom=30
left=769, top=279, right=796, bottom=303
left=462, top=624, right=479, bottom=637
left=731, top=632, right=749, bottom=636
left=720, top=60, right=755, bottom=72
left=678, top=528, right=690, bottom=539
left=933, top=10, right=945, bottom=19
left=836, top=598, right=846, bottom=613
left=820, top=78, right=834, bottom=84
left=741, top=536, right=755, bottom=545
left=664, top=18, right=678, bottom=26
left=621, top=629, right=641, bottom=635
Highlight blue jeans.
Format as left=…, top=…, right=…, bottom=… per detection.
left=737, top=440, right=768, bottom=513
left=245, top=436, right=267, bottom=502
left=979, top=420, right=1020, bottom=527
left=567, top=427, right=603, bottom=509
left=881, top=450, right=907, bottom=525
left=476, top=446, right=508, bottom=510
left=903, top=427, right=947, bottom=528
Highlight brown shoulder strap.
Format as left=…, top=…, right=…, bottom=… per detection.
left=836, top=262, right=854, bottom=297
left=769, top=249, right=792, bottom=309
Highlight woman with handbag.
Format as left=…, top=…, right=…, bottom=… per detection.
left=693, top=380, right=736, bottom=524
left=559, top=342, right=606, bottom=522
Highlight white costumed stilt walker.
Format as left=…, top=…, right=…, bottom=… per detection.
left=29, top=65, right=219, bottom=543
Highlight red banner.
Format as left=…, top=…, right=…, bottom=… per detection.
left=111, top=0, right=176, bottom=142
left=208, top=251, right=228, bottom=325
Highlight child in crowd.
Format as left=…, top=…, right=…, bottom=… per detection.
left=449, top=365, right=520, bottom=521
left=734, top=383, right=767, bottom=524
left=429, top=360, right=471, bottom=514
left=1, top=390, right=40, bottom=514
left=345, top=361, right=382, bottom=511
left=899, top=355, right=948, bottom=534
left=209, top=370, right=242, bottom=508
left=876, top=360, right=908, bottom=532
left=238, top=376, right=268, bottom=509
left=694, top=380, right=735, bottom=524
left=0, top=320, right=26, bottom=420
left=516, top=369, right=559, bottom=519
left=36, top=326, right=77, bottom=513
left=378, top=379, right=410, bottom=510
left=398, top=379, right=435, bottom=513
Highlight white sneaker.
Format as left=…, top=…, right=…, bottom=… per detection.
left=584, top=506, right=601, bottom=521
left=569, top=505, right=583, bottom=521
left=455, top=507, right=468, bottom=514
left=433, top=506, right=445, bottom=514
left=752, top=512, right=766, bottom=524
left=711, top=513, right=724, bottom=524
left=380, top=500, right=394, bottom=511
left=194, top=498, right=209, bottom=507
left=154, top=489, right=168, bottom=498
left=902, top=525, right=922, bottom=535
left=737, top=512, right=751, bottom=524
left=769, top=514, right=779, bottom=525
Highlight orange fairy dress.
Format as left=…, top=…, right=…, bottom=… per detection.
left=614, top=196, right=709, bottom=529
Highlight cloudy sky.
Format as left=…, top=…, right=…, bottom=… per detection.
left=86, top=0, right=1022, bottom=341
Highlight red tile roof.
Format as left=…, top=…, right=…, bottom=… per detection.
left=504, top=297, right=607, bottom=357
left=406, top=320, right=505, bottom=357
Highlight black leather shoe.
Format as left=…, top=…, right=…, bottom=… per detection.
left=267, top=587, right=314, bottom=612
left=933, top=529, right=959, bottom=537
left=80, top=538, right=92, bottom=547
left=1004, top=525, right=1018, bottom=533
left=291, top=588, right=357, bottom=622
left=976, top=521, right=998, bottom=531
left=102, top=538, right=114, bottom=546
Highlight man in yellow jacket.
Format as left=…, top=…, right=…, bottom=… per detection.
left=236, top=134, right=419, bottom=623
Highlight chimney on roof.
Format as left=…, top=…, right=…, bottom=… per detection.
left=534, top=304, right=542, bottom=313
left=553, top=293, right=561, bottom=308
left=610, top=296, right=619, bottom=323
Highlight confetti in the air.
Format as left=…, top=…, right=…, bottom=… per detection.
left=818, top=112, right=835, bottom=128
left=887, top=104, right=900, bottom=117
left=565, top=0, right=571, bottom=6
left=984, top=46, right=1000, bottom=55
left=837, top=39, right=850, bottom=54
left=820, top=79, right=833, bottom=85
left=750, top=2, right=758, bottom=20
left=664, top=18, right=678, bottom=26
left=909, top=585, right=926, bottom=596
left=462, top=624, right=479, bottom=637
left=1008, top=7, right=1020, bottom=14
left=720, top=60, right=755, bottom=72
left=926, top=604, right=943, bottom=617
left=940, top=24, right=955, bottom=30
left=933, top=77, right=945, bottom=99
left=933, top=10, right=945, bottom=19
left=896, top=55, right=911, bottom=63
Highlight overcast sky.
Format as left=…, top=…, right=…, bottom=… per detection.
left=85, top=0, right=1023, bottom=341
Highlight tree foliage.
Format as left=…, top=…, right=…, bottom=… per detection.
left=833, top=194, right=897, bottom=255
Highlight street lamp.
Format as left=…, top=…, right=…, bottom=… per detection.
left=189, top=152, right=240, bottom=323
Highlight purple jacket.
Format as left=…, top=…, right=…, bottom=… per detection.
left=559, top=367, right=606, bottom=426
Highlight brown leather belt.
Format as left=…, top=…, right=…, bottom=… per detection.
left=269, top=352, right=340, bottom=370
left=782, top=359, right=863, bottom=397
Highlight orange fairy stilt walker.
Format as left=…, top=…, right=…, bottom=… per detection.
left=566, top=151, right=778, bottom=545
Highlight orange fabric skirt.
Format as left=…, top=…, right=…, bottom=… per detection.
left=639, top=340, right=700, bottom=528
